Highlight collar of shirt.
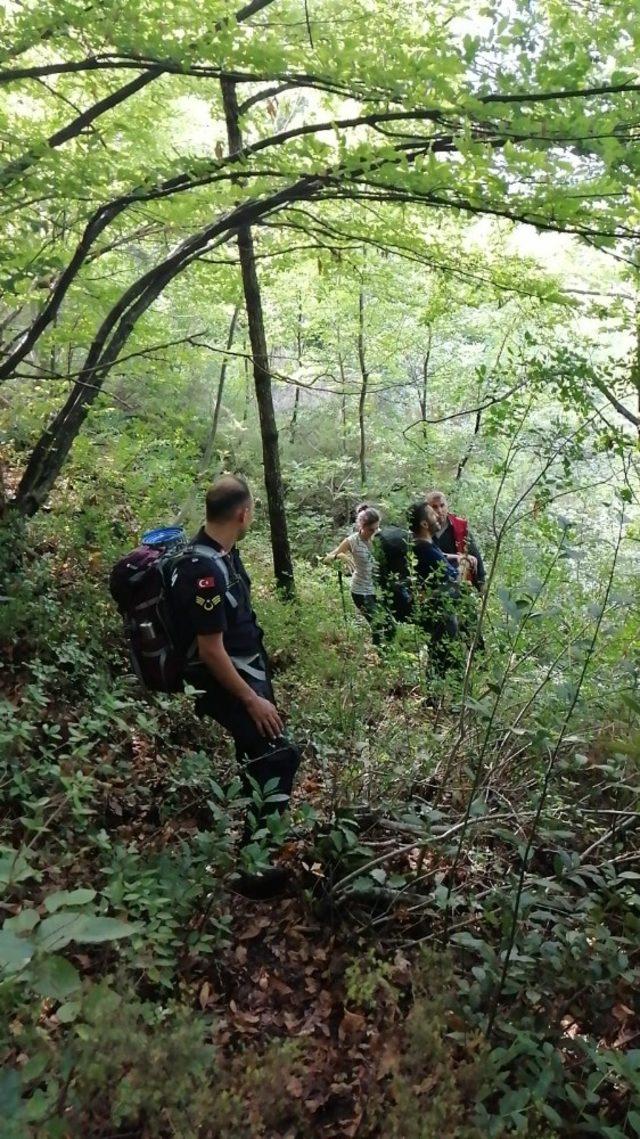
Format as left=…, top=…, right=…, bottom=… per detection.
left=194, top=527, right=231, bottom=555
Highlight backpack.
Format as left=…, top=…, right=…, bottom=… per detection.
left=109, top=529, right=235, bottom=693
left=447, top=513, right=475, bottom=582
left=375, top=526, right=414, bottom=622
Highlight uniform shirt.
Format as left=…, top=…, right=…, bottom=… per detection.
left=434, top=517, right=486, bottom=586
left=171, top=528, right=262, bottom=662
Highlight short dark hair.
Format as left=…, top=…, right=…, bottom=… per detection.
left=205, top=475, right=252, bottom=521
left=408, top=500, right=439, bottom=536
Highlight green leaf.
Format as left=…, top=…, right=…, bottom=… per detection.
left=0, top=1069, right=22, bottom=1120
left=44, top=888, right=96, bottom=913
left=627, top=1111, right=640, bottom=1137
left=541, top=1102, right=563, bottom=1127
left=74, top=916, right=139, bottom=943
left=0, top=847, right=34, bottom=886
left=22, top=1053, right=48, bottom=1082
left=31, top=955, right=81, bottom=1001
left=5, top=909, right=40, bottom=934
left=23, top=1088, right=51, bottom=1122
left=0, top=928, right=35, bottom=972
left=35, top=912, right=86, bottom=952
left=498, top=1087, right=530, bottom=1115
left=56, top=1001, right=81, bottom=1024
left=83, top=982, right=122, bottom=1024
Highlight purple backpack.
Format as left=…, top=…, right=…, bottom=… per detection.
left=109, top=527, right=230, bottom=693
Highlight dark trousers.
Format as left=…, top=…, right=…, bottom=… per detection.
left=457, top=588, right=485, bottom=652
left=422, top=614, right=460, bottom=677
left=352, top=592, right=394, bottom=646
left=195, top=662, right=300, bottom=841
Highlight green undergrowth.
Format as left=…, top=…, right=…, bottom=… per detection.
left=1, top=527, right=640, bottom=1137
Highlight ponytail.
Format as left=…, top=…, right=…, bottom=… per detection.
left=355, top=503, right=381, bottom=529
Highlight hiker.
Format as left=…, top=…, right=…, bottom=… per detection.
left=425, top=490, right=486, bottom=591
left=374, top=521, right=413, bottom=624
left=408, top=500, right=460, bottom=677
left=324, top=503, right=392, bottom=645
left=172, top=475, right=300, bottom=898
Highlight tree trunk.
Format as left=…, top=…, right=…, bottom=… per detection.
left=202, top=303, right=240, bottom=472
left=175, top=303, right=241, bottom=525
left=357, top=288, right=368, bottom=489
left=12, top=155, right=321, bottom=517
left=0, top=457, right=6, bottom=522
left=456, top=324, right=514, bottom=481
left=242, top=339, right=251, bottom=422
left=419, top=325, right=432, bottom=440
left=289, top=300, right=303, bottom=444
left=221, top=77, right=294, bottom=594
left=628, top=298, right=633, bottom=435
left=455, top=406, right=482, bottom=482
left=336, top=324, right=348, bottom=453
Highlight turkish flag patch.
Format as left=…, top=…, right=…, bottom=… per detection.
left=197, top=576, right=216, bottom=589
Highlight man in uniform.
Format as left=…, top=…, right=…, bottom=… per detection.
left=172, top=474, right=300, bottom=897
left=425, top=489, right=486, bottom=591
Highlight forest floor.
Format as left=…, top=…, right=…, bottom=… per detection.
left=2, top=525, right=640, bottom=1138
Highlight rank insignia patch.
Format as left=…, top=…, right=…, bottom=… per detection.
left=196, top=595, right=221, bottom=610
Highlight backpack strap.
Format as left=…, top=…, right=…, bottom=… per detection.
left=171, top=543, right=238, bottom=609
left=170, top=544, right=246, bottom=673
left=230, top=654, right=267, bottom=682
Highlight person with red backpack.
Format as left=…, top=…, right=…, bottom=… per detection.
left=425, top=490, right=486, bottom=591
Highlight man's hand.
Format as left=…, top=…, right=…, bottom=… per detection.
left=244, top=692, right=283, bottom=739
left=467, top=555, right=478, bottom=574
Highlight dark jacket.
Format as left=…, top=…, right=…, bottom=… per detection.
left=171, top=528, right=263, bottom=663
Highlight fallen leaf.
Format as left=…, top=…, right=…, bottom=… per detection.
left=377, top=1042, right=400, bottom=1079
left=612, top=1003, right=635, bottom=1022
left=286, top=1075, right=304, bottom=1098
left=613, top=1027, right=640, bottom=1049
left=339, top=1010, right=366, bottom=1041
left=238, top=915, right=271, bottom=940
left=270, top=977, right=293, bottom=996
left=415, top=1071, right=440, bottom=1095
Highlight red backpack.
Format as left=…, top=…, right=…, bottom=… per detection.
left=448, top=514, right=476, bottom=583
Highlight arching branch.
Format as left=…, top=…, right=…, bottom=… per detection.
left=0, top=70, right=161, bottom=190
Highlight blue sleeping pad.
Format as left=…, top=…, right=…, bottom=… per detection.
left=141, top=526, right=187, bottom=549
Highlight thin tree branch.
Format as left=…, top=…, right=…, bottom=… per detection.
left=592, top=378, right=640, bottom=427
left=0, top=70, right=160, bottom=190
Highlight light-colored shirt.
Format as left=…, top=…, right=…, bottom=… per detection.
left=347, top=532, right=375, bottom=595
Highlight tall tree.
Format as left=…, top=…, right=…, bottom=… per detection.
left=221, top=76, right=294, bottom=592
left=356, top=288, right=369, bottom=489
left=1, top=0, right=639, bottom=526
